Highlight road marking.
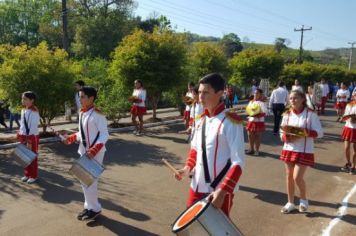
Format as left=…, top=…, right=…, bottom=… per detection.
left=321, top=184, right=356, bottom=236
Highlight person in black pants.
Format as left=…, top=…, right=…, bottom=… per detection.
left=269, top=81, right=289, bottom=135
left=0, top=102, right=9, bottom=130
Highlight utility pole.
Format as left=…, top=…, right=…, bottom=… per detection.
left=348, top=42, right=356, bottom=70
left=62, top=0, right=69, bottom=55
left=294, top=25, right=312, bottom=63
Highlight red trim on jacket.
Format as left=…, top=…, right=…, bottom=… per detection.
left=219, top=165, right=242, bottom=194
left=185, top=149, right=197, bottom=171
left=88, top=143, right=104, bottom=157
left=204, top=103, right=225, bottom=117
left=66, top=133, right=77, bottom=144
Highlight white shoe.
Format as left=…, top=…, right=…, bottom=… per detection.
left=27, top=178, right=37, bottom=184
left=133, top=130, right=137, bottom=134
left=299, top=199, right=309, bottom=212
left=21, top=176, right=29, bottom=182
left=136, top=131, right=142, bottom=136
left=281, top=202, right=296, bottom=214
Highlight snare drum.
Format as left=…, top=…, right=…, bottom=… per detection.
left=69, top=154, right=104, bottom=187
left=13, top=143, right=37, bottom=167
left=172, top=199, right=243, bottom=236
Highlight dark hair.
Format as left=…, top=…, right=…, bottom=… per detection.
left=256, top=88, right=263, bottom=94
left=135, top=79, right=143, bottom=87
left=278, top=81, right=285, bottom=87
left=193, top=85, right=199, bottom=94
left=22, top=91, right=37, bottom=101
left=80, top=86, right=97, bottom=101
left=188, top=82, right=195, bottom=87
left=199, top=73, right=225, bottom=92
left=75, top=80, right=85, bottom=87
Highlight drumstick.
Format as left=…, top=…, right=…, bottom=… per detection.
left=162, top=158, right=180, bottom=176
left=47, top=126, right=66, bottom=141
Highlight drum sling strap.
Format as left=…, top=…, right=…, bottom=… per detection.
left=23, top=113, right=30, bottom=135
left=80, top=113, right=100, bottom=149
left=201, top=117, right=232, bottom=189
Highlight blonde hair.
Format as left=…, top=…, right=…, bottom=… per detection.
left=290, top=89, right=307, bottom=108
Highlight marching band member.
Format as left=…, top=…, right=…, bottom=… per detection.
left=17, top=91, right=40, bottom=184
left=64, top=86, right=109, bottom=221
left=306, top=86, right=316, bottom=111
left=183, top=82, right=195, bottom=129
left=74, top=80, right=85, bottom=121
left=175, top=73, right=245, bottom=217
left=246, top=88, right=267, bottom=156
left=130, top=79, right=146, bottom=136
left=319, top=78, right=330, bottom=115
left=340, top=91, right=356, bottom=175
left=182, top=86, right=204, bottom=137
left=335, top=82, right=350, bottom=122
left=279, top=90, right=323, bottom=214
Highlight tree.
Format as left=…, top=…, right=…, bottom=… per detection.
left=229, top=49, right=284, bottom=86
left=274, top=37, right=290, bottom=53
left=71, top=58, right=131, bottom=124
left=109, top=29, right=188, bottom=119
left=221, top=33, right=243, bottom=58
left=0, top=42, right=74, bottom=132
left=187, top=42, right=229, bottom=81
left=71, top=0, right=135, bottom=58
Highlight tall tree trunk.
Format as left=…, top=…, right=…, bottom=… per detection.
left=62, top=0, right=70, bottom=54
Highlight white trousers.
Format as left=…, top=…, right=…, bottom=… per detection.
left=81, top=152, right=104, bottom=212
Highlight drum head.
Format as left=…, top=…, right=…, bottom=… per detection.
left=172, top=199, right=209, bottom=233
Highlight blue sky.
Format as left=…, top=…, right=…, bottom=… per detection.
left=133, top=0, right=356, bottom=51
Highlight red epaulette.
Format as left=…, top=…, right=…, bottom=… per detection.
left=225, top=110, right=244, bottom=124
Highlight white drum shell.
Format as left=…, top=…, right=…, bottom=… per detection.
left=13, top=144, right=37, bottom=167
left=174, top=200, right=243, bottom=236
left=69, top=154, right=104, bottom=187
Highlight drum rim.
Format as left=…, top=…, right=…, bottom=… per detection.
left=171, top=199, right=210, bottom=233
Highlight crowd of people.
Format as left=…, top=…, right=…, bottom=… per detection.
left=3, top=73, right=355, bottom=226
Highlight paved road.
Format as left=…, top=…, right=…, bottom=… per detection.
left=0, top=104, right=355, bottom=236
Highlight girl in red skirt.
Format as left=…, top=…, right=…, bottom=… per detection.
left=246, top=89, right=267, bottom=156
left=183, top=82, right=195, bottom=129
left=17, top=91, right=40, bottom=184
left=279, top=90, right=323, bottom=213
left=130, top=80, right=146, bottom=136
left=340, top=92, right=356, bottom=175
left=335, top=82, right=350, bottom=122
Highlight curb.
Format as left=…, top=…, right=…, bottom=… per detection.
left=0, top=119, right=183, bottom=150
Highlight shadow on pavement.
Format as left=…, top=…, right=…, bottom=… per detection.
left=86, top=215, right=159, bottom=236
left=239, top=185, right=355, bottom=209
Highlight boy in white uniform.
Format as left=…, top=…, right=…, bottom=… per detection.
left=175, top=73, right=245, bottom=217
left=64, top=86, right=109, bottom=221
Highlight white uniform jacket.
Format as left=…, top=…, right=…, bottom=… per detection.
left=280, top=108, right=323, bottom=154
left=343, top=102, right=356, bottom=128
left=185, top=92, right=194, bottom=112
left=133, top=89, right=146, bottom=107
left=74, top=107, right=109, bottom=156
left=19, top=107, right=40, bottom=136
left=185, top=104, right=245, bottom=194
left=319, top=84, right=330, bottom=97
left=336, top=89, right=350, bottom=103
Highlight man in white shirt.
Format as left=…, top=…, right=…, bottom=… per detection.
left=319, top=79, right=329, bottom=115
left=269, top=81, right=289, bottom=134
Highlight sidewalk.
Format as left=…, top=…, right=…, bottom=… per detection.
left=0, top=102, right=248, bottom=139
